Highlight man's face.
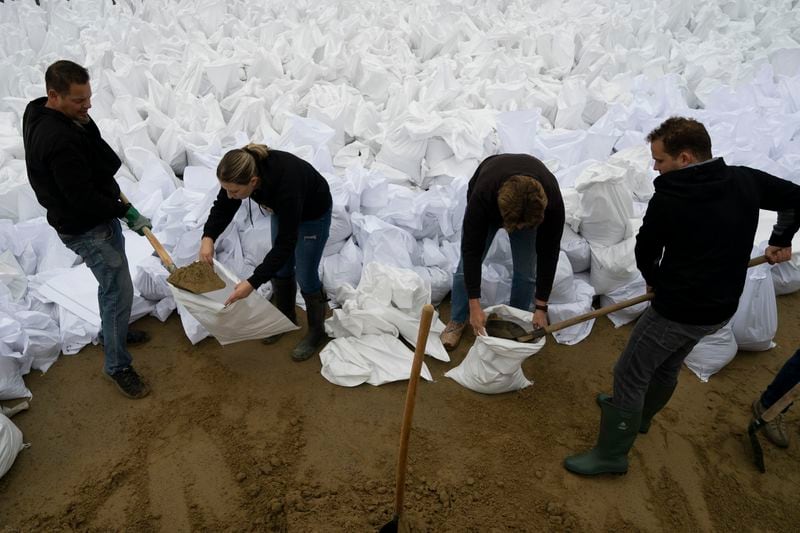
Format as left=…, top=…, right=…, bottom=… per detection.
left=48, top=83, right=92, bottom=124
left=650, top=139, right=693, bottom=175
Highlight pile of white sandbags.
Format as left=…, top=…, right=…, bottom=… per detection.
left=0, top=0, right=798, bottom=392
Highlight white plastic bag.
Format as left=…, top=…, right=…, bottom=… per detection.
left=445, top=334, right=543, bottom=395
left=730, top=264, right=778, bottom=351
left=684, top=323, right=737, bottom=382
left=0, top=413, right=24, bottom=479
left=0, top=355, right=32, bottom=400
left=169, top=260, right=298, bottom=346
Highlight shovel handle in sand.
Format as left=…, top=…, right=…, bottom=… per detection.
left=380, top=304, right=435, bottom=533
left=748, top=382, right=800, bottom=473
left=119, top=192, right=176, bottom=273
left=490, top=255, right=769, bottom=342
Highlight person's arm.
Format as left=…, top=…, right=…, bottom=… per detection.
left=49, top=143, right=128, bottom=220
left=202, top=187, right=242, bottom=242
left=635, top=194, right=666, bottom=289
left=753, top=169, right=800, bottom=264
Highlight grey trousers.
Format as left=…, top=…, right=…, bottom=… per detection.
left=612, top=306, right=726, bottom=411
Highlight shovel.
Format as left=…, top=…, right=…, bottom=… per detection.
left=747, top=382, right=800, bottom=473
left=380, top=304, right=435, bottom=533
left=487, top=255, right=769, bottom=342
left=120, top=193, right=225, bottom=295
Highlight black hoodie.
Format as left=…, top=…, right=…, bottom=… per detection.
left=635, top=158, right=800, bottom=325
left=22, top=97, right=128, bottom=234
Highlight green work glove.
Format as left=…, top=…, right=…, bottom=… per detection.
left=123, top=205, right=152, bottom=236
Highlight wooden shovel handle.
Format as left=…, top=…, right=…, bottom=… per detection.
left=520, top=254, right=770, bottom=342
left=393, top=304, right=435, bottom=519
left=119, top=192, right=176, bottom=273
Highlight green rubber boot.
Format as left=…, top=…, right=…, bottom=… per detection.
left=564, top=398, right=642, bottom=476
left=291, top=289, right=329, bottom=362
left=263, top=276, right=297, bottom=345
left=596, top=381, right=676, bottom=434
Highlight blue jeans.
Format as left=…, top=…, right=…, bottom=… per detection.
left=613, top=307, right=725, bottom=411
left=271, top=208, right=331, bottom=294
left=760, top=349, right=800, bottom=412
left=59, top=219, right=133, bottom=376
left=449, top=226, right=537, bottom=323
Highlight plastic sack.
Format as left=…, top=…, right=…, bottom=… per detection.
left=0, top=355, right=32, bottom=400
left=771, top=253, right=800, bottom=295
left=684, top=323, right=737, bottom=382
left=575, top=162, right=635, bottom=247
left=169, top=260, right=298, bottom=346
left=730, top=263, right=778, bottom=351
left=589, top=238, right=639, bottom=295
left=560, top=226, right=590, bottom=274
left=0, top=413, right=24, bottom=479
left=599, top=275, right=649, bottom=328
left=549, top=251, right=576, bottom=305
left=548, top=277, right=596, bottom=345
left=319, top=334, right=433, bottom=387
left=445, top=334, right=544, bottom=395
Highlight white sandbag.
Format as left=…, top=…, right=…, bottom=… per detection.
left=771, top=253, right=800, bottom=295
left=169, top=260, right=298, bottom=346
left=575, top=162, right=635, bottom=246
left=599, top=275, right=650, bottom=328
left=411, top=266, right=451, bottom=307
left=560, top=225, right=590, bottom=274
left=0, top=413, right=24, bottom=479
left=57, top=306, right=97, bottom=356
left=325, top=308, right=398, bottom=339
left=607, top=145, right=655, bottom=202
left=684, top=323, right=737, bottom=382
left=589, top=238, right=639, bottom=295
left=445, top=334, right=544, bottom=395
left=549, top=251, right=576, bottom=305
left=319, top=334, right=433, bottom=387
left=17, top=310, right=60, bottom=373
left=730, top=263, right=778, bottom=351
left=0, top=355, right=31, bottom=400
left=133, top=256, right=173, bottom=301
left=0, top=250, right=26, bottom=301
left=548, top=276, right=596, bottom=345
left=322, top=238, right=363, bottom=302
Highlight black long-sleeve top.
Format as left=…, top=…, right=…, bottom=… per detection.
left=461, top=153, right=565, bottom=302
left=635, top=157, right=800, bottom=325
left=22, top=97, right=128, bottom=234
left=202, top=150, right=332, bottom=289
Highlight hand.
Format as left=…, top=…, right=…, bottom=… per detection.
left=532, top=308, right=549, bottom=330
left=646, top=285, right=654, bottom=293
left=199, top=237, right=215, bottom=264
left=765, top=245, right=792, bottom=265
left=123, top=205, right=152, bottom=236
left=468, top=299, right=487, bottom=336
left=224, top=280, right=254, bottom=306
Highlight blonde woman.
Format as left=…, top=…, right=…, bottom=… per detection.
left=200, top=144, right=332, bottom=361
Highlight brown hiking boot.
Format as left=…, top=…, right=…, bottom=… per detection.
left=752, top=399, right=789, bottom=448
left=440, top=321, right=466, bottom=351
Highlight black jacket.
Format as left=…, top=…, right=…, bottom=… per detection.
left=461, top=153, right=565, bottom=302
left=22, top=97, right=128, bottom=234
left=203, top=150, right=332, bottom=289
left=636, top=158, right=800, bottom=325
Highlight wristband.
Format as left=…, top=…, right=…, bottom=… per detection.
left=534, top=304, right=548, bottom=312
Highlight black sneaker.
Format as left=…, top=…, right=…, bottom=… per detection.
left=106, top=367, right=150, bottom=399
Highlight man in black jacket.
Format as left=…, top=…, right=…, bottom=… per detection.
left=564, top=116, right=800, bottom=476
left=22, top=60, right=152, bottom=399
left=440, top=153, right=565, bottom=351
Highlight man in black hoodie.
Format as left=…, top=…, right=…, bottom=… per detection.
left=564, top=116, right=800, bottom=476
left=22, top=60, right=152, bottom=399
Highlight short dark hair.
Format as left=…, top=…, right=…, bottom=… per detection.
left=45, top=60, right=89, bottom=95
left=498, top=175, right=548, bottom=232
left=646, top=117, right=712, bottom=161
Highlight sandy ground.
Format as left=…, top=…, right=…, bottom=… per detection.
left=1, top=292, right=799, bottom=533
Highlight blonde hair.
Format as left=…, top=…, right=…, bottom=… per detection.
left=216, top=143, right=270, bottom=185
left=497, top=175, right=548, bottom=232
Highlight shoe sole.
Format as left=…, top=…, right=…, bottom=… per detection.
left=104, top=373, right=151, bottom=399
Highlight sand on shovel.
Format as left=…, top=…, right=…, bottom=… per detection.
left=167, top=261, right=226, bottom=294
